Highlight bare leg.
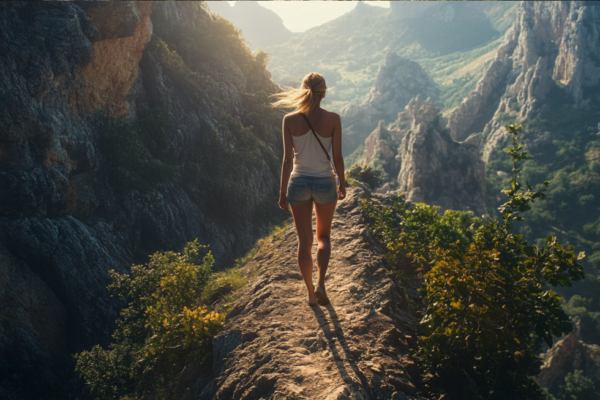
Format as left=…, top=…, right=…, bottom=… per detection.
left=314, top=200, right=337, bottom=290
left=289, top=201, right=316, bottom=304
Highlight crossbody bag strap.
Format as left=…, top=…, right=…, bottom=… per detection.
left=300, top=113, right=332, bottom=163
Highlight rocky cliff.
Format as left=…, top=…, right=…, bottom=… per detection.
left=536, top=332, right=600, bottom=396
left=192, top=188, right=426, bottom=400
left=0, top=2, right=282, bottom=399
left=447, top=1, right=600, bottom=158
left=359, top=96, right=487, bottom=217
left=397, top=97, right=487, bottom=217
left=340, top=53, right=439, bottom=156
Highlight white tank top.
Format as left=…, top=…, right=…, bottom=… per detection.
left=290, top=129, right=336, bottom=178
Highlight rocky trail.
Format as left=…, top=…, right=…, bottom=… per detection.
left=197, top=188, right=426, bottom=400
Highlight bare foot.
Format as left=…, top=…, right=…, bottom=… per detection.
left=315, top=285, right=330, bottom=306
left=307, top=285, right=317, bottom=306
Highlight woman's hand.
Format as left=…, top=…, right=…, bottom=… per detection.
left=278, top=192, right=289, bottom=211
left=337, top=184, right=346, bottom=200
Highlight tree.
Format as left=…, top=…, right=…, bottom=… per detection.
left=418, top=125, right=585, bottom=399
left=547, top=370, right=600, bottom=400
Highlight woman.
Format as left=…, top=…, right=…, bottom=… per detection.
left=272, top=73, right=346, bottom=307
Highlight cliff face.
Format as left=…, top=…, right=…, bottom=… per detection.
left=340, top=53, right=439, bottom=156
left=536, top=332, right=600, bottom=396
left=0, top=2, right=282, bottom=399
left=357, top=96, right=487, bottom=217
left=364, top=121, right=405, bottom=174
left=397, top=97, right=487, bottom=217
left=447, top=1, right=600, bottom=157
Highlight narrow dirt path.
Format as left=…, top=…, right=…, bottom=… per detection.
left=197, top=188, right=425, bottom=400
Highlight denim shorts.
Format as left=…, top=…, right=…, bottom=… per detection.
left=287, top=175, right=338, bottom=205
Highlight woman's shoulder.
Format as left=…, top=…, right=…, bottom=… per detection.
left=323, top=109, right=341, bottom=123
left=283, top=111, right=302, bottom=122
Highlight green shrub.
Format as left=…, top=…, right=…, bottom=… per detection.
left=346, top=162, right=383, bottom=189
left=364, top=124, right=585, bottom=399
left=74, top=240, right=224, bottom=400
left=485, top=92, right=600, bottom=346
left=363, top=199, right=481, bottom=279
left=417, top=125, right=585, bottom=399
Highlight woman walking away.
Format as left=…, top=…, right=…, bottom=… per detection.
left=272, top=72, right=346, bottom=307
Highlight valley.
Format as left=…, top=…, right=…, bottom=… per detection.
left=1, top=1, right=599, bottom=399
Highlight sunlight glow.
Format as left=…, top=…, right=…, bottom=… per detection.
left=224, top=1, right=390, bottom=33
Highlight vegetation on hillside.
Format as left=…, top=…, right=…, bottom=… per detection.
left=345, top=162, right=384, bottom=190
left=485, top=85, right=600, bottom=346
left=74, top=218, right=291, bottom=400
left=74, top=240, right=223, bottom=400
left=97, top=9, right=283, bottom=225
left=97, top=108, right=176, bottom=195
left=362, top=125, right=585, bottom=399
left=546, top=370, right=600, bottom=400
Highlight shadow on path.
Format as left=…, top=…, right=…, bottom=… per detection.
left=309, top=303, right=373, bottom=397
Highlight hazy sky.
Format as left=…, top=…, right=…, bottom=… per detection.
left=223, top=1, right=390, bottom=32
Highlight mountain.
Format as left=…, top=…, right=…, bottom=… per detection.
left=0, top=2, right=284, bottom=399
left=358, top=95, right=487, bottom=217
left=206, top=1, right=295, bottom=50
left=340, top=52, right=440, bottom=155
left=265, top=1, right=516, bottom=106
left=265, top=1, right=517, bottom=158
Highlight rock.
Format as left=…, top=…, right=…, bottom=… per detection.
left=195, top=188, right=426, bottom=400
left=447, top=1, right=600, bottom=157
left=376, top=182, right=393, bottom=195
left=0, top=2, right=282, bottom=398
left=364, top=120, right=405, bottom=171
left=207, top=284, right=234, bottom=305
left=76, top=1, right=153, bottom=117
left=340, top=53, right=439, bottom=155
left=212, top=330, right=242, bottom=376
left=397, top=97, right=487, bottom=216
left=535, top=333, right=600, bottom=396
left=77, top=1, right=142, bottom=40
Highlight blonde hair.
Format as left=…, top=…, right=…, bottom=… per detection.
left=271, top=72, right=327, bottom=114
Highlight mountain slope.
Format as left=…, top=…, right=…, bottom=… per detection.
left=207, top=1, right=294, bottom=50
left=0, top=2, right=284, bottom=399
left=266, top=1, right=516, bottom=114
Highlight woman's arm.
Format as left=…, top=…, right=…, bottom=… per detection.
left=331, top=113, right=346, bottom=200
left=279, top=116, right=294, bottom=210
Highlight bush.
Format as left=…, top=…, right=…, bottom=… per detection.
left=74, top=240, right=224, bottom=400
left=363, top=124, right=585, bottom=399
left=346, top=162, right=383, bottom=189
left=363, top=199, right=481, bottom=279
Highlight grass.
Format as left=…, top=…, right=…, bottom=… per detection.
left=202, top=220, right=292, bottom=312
